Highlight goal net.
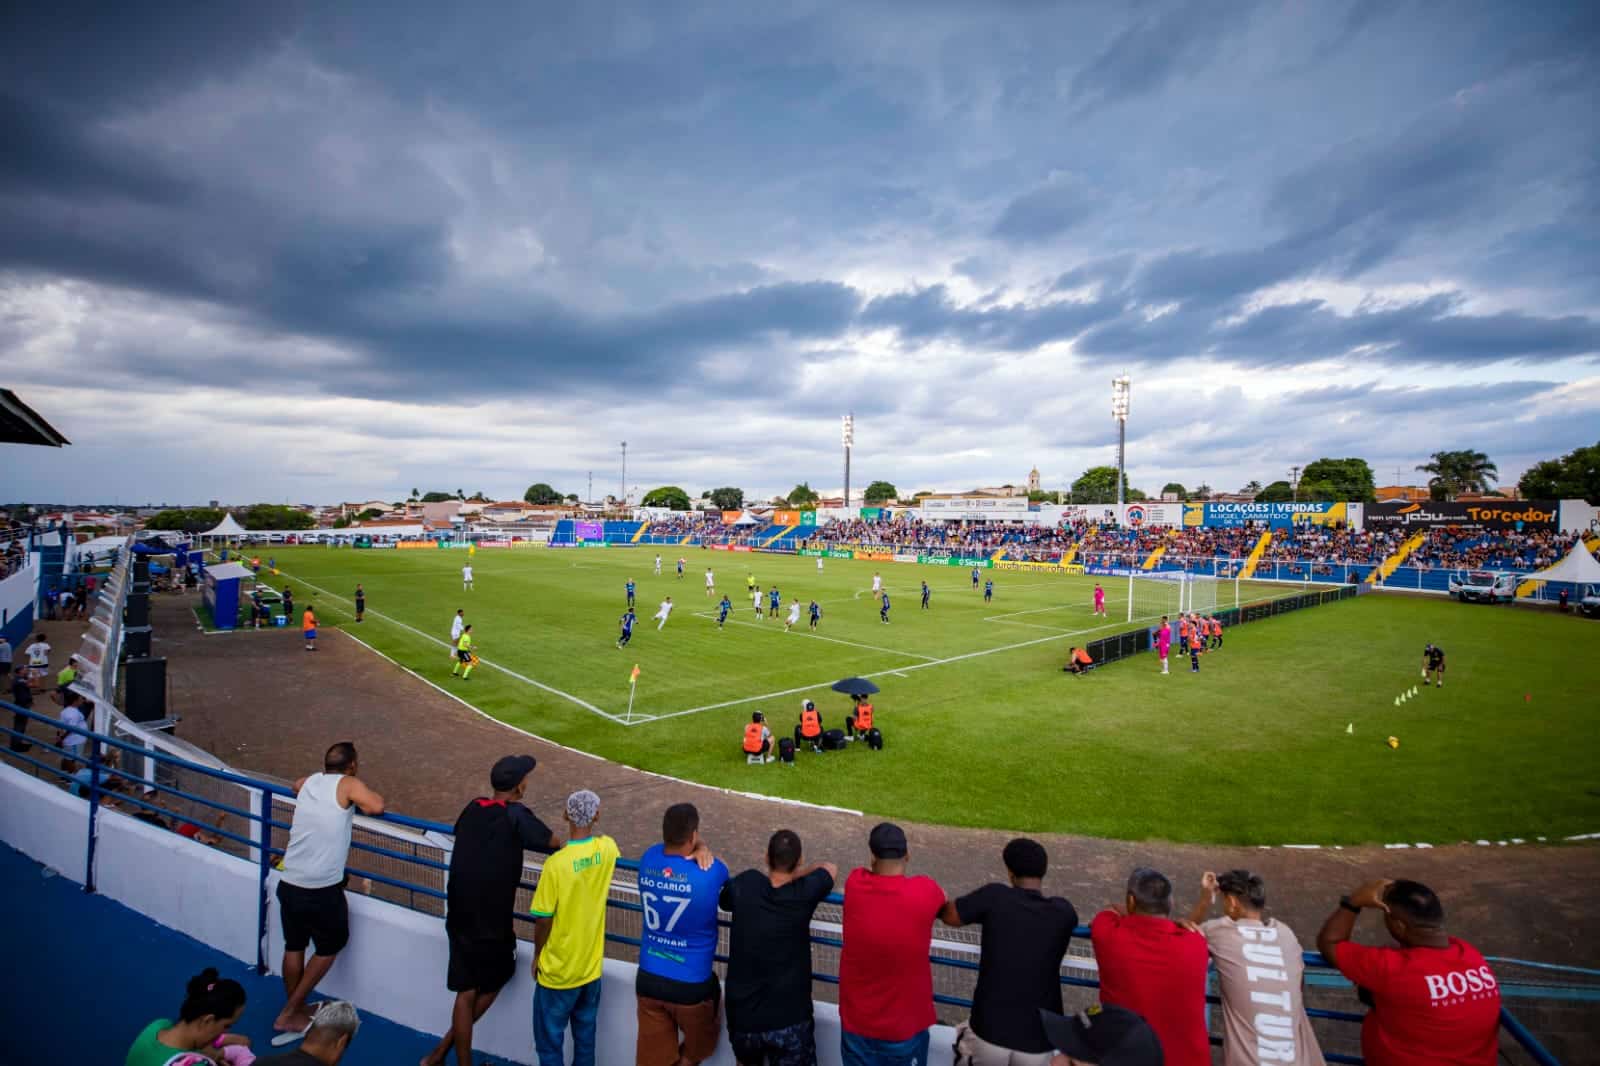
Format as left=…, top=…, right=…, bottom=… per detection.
left=1126, top=572, right=1227, bottom=620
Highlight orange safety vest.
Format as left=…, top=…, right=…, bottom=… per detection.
left=854, top=704, right=874, bottom=731
left=1179, top=621, right=1191, bottom=640
left=743, top=722, right=766, bottom=753
left=303, top=609, right=316, bottom=632
left=1073, top=648, right=1092, bottom=665
left=1209, top=619, right=1221, bottom=636
left=800, top=709, right=821, bottom=738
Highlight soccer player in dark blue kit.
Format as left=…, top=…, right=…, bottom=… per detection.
left=879, top=590, right=891, bottom=624
left=984, top=578, right=993, bottom=602
left=768, top=586, right=781, bottom=618
left=617, top=608, right=636, bottom=648
left=972, top=566, right=981, bottom=589
left=808, top=599, right=821, bottom=630
left=625, top=578, right=636, bottom=608
left=920, top=580, right=931, bottom=609
left=717, top=595, right=732, bottom=629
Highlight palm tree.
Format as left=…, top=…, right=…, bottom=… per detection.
left=1417, top=450, right=1498, bottom=500
left=1240, top=480, right=1262, bottom=496
left=409, top=487, right=420, bottom=500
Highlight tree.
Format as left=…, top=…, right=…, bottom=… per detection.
left=863, top=480, right=898, bottom=503
left=418, top=491, right=453, bottom=503
left=1027, top=490, right=1053, bottom=503
left=707, top=486, right=745, bottom=511
left=1070, top=466, right=1132, bottom=504
left=471, top=490, right=488, bottom=501
left=1192, top=483, right=1212, bottom=500
left=1417, top=450, right=1498, bottom=501
left=787, top=482, right=820, bottom=507
left=1161, top=482, right=1187, bottom=499
left=1255, top=480, right=1294, bottom=503
left=1519, top=441, right=1600, bottom=503
left=641, top=485, right=691, bottom=510
left=1295, top=479, right=1340, bottom=502
left=242, top=504, right=315, bottom=531
left=912, top=490, right=933, bottom=499
left=409, top=487, right=420, bottom=501
left=1240, top=480, right=1262, bottom=497
left=524, top=483, right=563, bottom=505
left=1298, top=458, right=1377, bottom=503
left=144, top=508, right=225, bottom=533
left=455, top=489, right=465, bottom=500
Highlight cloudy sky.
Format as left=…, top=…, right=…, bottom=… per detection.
left=3, top=1, right=1597, bottom=506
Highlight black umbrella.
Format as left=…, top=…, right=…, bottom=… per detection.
left=830, top=677, right=880, bottom=697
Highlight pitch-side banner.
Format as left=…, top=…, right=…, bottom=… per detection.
left=919, top=497, right=1030, bottom=521
left=916, top=554, right=993, bottom=568
left=1185, top=501, right=1348, bottom=528
left=1364, top=500, right=1559, bottom=531
left=773, top=510, right=801, bottom=526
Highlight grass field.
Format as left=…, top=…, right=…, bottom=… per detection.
left=252, top=545, right=1600, bottom=846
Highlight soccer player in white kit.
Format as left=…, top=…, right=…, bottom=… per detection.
left=654, top=554, right=662, bottom=576
left=871, top=572, right=882, bottom=600
left=462, top=564, right=473, bottom=590
left=817, top=556, right=824, bottom=573
left=752, top=586, right=764, bottom=618
left=705, top=568, right=715, bottom=597
left=654, top=597, right=674, bottom=630
left=449, top=609, right=466, bottom=665
left=785, top=599, right=802, bottom=632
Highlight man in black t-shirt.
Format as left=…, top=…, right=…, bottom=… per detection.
left=1423, top=643, right=1446, bottom=687
left=719, top=829, right=837, bottom=1066
left=422, top=755, right=560, bottom=1066
left=937, top=837, right=1078, bottom=1062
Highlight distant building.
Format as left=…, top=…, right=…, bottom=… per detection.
left=1027, top=467, right=1040, bottom=494
left=1375, top=485, right=1430, bottom=502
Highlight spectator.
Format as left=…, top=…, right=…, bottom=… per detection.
left=1090, top=868, right=1210, bottom=1066
left=9, top=667, right=33, bottom=752
left=423, top=755, right=560, bottom=1066
left=255, top=1000, right=361, bottom=1065
left=124, top=966, right=250, bottom=1066
left=1037, top=1004, right=1164, bottom=1066
left=56, top=654, right=80, bottom=701
left=635, top=803, right=728, bottom=1066
left=721, top=829, right=837, bottom=1066
left=1316, top=879, right=1501, bottom=1066
left=529, top=789, right=619, bottom=1066
left=24, top=631, right=50, bottom=684
left=0, top=632, right=12, bottom=682
left=54, top=690, right=88, bottom=772
left=838, top=822, right=947, bottom=1066
left=941, top=838, right=1078, bottom=1065
left=1185, top=870, right=1322, bottom=1065
left=272, top=742, right=385, bottom=1047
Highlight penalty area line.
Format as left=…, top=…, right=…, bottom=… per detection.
left=275, top=569, right=626, bottom=725
left=689, top=612, right=939, bottom=662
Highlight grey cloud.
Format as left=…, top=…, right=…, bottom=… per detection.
left=1068, top=1, right=1255, bottom=112
left=991, top=178, right=1094, bottom=244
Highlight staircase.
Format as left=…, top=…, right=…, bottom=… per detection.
left=1141, top=545, right=1167, bottom=570
left=1368, top=531, right=1428, bottom=584
left=1238, top=531, right=1273, bottom=580
left=631, top=523, right=648, bottom=543
left=761, top=524, right=797, bottom=548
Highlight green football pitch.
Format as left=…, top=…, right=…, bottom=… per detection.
left=256, top=545, right=1600, bottom=846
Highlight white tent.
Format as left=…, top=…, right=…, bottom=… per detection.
left=200, top=513, right=248, bottom=539
left=732, top=511, right=762, bottom=526
left=1526, top=544, right=1600, bottom=586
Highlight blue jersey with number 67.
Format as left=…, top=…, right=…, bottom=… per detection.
left=636, top=843, right=729, bottom=984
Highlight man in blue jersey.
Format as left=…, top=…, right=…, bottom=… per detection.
left=808, top=600, right=822, bottom=630
left=920, top=581, right=931, bottom=610
left=617, top=609, right=636, bottom=649
left=972, top=566, right=981, bottom=589
left=768, top=586, right=781, bottom=618
left=880, top=590, right=891, bottom=624
left=625, top=579, right=636, bottom=608
left=984, top=578, right=994, bottom=602
left=635, top=803, right=728, bottom=1066
left=717, top=595, right=733, bottom=629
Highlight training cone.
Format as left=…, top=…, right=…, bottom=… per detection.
left=1346, top=723, right=1354, bottom=734
left=1411, top=686, right=1418, bottom=697
left=1525, top=693, right=1531, bottom=703
left=1394, top=697, right=1400, bottom=706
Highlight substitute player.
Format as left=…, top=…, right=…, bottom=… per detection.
left=785, top=599, right=802, bottom=632
left=808, top=599, right=822, bottom=630
left=742, top=712, right=773, bottom=763
left=462, top=563, right=474, bottom=591
left=654, top=597, right=674, bottom=630
left=452, top=625, right=475, bottom=679
left=716, top=595, right=732, bottom=629
left=1423, top=643, right=1446, bottom=687
left=617, top=609, right=636, bottom=649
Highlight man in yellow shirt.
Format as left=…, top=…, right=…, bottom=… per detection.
left=529, top=789, right=618, bottom=1066
left=451, top=626, right=476, bottom=680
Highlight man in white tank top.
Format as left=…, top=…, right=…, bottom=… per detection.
left=272, top=741, right=386, bottom=1046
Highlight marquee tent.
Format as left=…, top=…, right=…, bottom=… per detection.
left=200, top=513, right=248, bottom=539
left=1525, top=543, right=1600, bottom=587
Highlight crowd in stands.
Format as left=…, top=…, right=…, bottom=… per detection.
left=1406, top=527, right=1583, bottom=572
left=645, top=514, right=723, bottom=537
left=96, top=739, right=1509, bottom=1066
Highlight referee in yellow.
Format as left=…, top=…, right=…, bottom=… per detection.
left=451, top=625, right=476, bottom=680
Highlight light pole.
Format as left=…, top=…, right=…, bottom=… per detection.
left=1112, top=375, right=1131, bottom=509
left=842, top=413, right=854, bottom=512
left=1290, top=465, right=1301, bottom=503
left=621, top=441, right=628, bottom=510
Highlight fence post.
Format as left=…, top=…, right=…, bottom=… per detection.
left=256, top=788, right=273, bottom=974
left=83, top=734, right=102, bottom=894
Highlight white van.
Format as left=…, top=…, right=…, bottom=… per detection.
left=1448, top=570, right=1519, bottom=604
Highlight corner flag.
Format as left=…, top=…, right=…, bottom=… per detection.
left=630, top=664, right=640, bottom=685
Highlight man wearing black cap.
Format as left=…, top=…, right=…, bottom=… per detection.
left=423, top=755, right=561, bottom=1066
left=1038, top=1004, right=1164, bottom=1066
left=838, top=822, right=949, bottom=1065
left=941, top=838, right=1079, bottom=1064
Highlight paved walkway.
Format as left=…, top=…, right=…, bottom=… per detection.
left=146, top=592, right=1600, bottom=972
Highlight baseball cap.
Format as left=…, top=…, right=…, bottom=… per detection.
left=490, top=755, right=537, bottom=791
left=566, top=789, right=601, bottom=828
left=1039, top=1005, right=1163, bottom=1066
left=868, top=822, right=907, bottom=859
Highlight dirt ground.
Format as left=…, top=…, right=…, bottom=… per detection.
left=135, top=592, right=1600, bottom=969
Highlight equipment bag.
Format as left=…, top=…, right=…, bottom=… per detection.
left=865, top=727, right=883, bottom=751
left=821, top=728, right=847, bottom=751
left=777, top=737, right=796, bottom=763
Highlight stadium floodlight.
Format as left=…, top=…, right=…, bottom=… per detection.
left=621, top=441, right=628, bottom=510
left=1111, top=375, right=1130, bottom=508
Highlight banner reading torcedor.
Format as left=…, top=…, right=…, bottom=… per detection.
left=1365, top=500, right=1559, bottom=531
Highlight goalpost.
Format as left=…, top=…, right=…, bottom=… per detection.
left=1125, top=571, right=1236, bottom=621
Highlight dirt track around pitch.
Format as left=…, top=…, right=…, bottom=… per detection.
left=142, top=592, right=1600, bottom=973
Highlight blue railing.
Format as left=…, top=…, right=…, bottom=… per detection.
left=0, top=700, right=1565, bottom=1065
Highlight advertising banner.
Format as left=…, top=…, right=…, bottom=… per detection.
left=892, top=553, right=918, bottom=563
left=396, top=541, right=433, bottom=550
left=1119, top=502, right=1183, bottom=528
left=800, top=511, right=817, bottom=527
left=996, top=560, right=1069, bottom=573
left=731, top=544, right=753, bottom=552
left=576, top=541, right=609, bottom=548
left=799, top=548, right=824, bottom=556
left=773, top=510, right=801, bottom=527
left=859, top=507, right=883, bottom=521
left=916, top=554, right=993, bottom=568
left=477, top=540, right=513, bottom=548
left=721, top=511, right=744, bottom=525
left=575, top=520, right=604, bottom=540
left=826, top=549, right=855, bottom=559
left=855, top=550, right=895, bottom=562
left=1186, top=501, right=1348, bottom=529
left=919, top=497, right=1030, bottom=521
left=1364, top=500, right=1559, bottom=531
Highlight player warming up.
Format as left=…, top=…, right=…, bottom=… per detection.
left=716, top=595, right=732, bottom=629
left=1093, top=583, right=1106, bottom=617
left=1423, top=643, right=1446, bottom=687
left=462, top=563, right=474, bottom=591
left=654, top=597, right=674, bottom=630
left=617, top=609, right=636, bottom=648
left=785, top=599, right=802, bottom=631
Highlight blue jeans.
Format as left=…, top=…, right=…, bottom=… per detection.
left=532, top=978, right=602, bottom=1066
left=841, top=1027, right=930, bottom=1066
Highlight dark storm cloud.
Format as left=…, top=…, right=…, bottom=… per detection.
left=859, top=284, right=1119, bottom=350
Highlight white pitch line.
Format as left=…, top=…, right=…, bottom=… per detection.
left=275, top=569, right=626, bottom=724
left=635, top=612, right=1168, bottom=725
left=690, top=612, right=939, bottom=662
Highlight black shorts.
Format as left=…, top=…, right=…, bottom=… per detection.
left=446, top=931, right=517, bottom=993
left=458, top=649, right=473, bottom=663
left=277, top=879, right=350, bottom=955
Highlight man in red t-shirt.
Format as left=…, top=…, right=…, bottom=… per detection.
left=1089, top=867, right=1211, bottom=1066
left=838, top=822, right=947, bottom=1065
left=1317, top=878, right=1501, bottom=1066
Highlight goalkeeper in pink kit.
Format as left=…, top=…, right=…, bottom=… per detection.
left=1093, top=583, right=1106, bottom=617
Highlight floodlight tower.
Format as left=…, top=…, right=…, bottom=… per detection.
left=842, top=413, right=854, bottom=510
left=621, top=441, right=628, bottom=509
left=1112, top=375, right=1131, bottom=508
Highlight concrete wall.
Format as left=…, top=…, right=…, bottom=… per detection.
left=1, top=560, right=39, bottom=647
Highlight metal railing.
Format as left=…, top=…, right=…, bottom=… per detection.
left=0, top=700, right=1566, bottom=1066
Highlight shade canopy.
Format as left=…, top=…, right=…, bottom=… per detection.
left=201, top=513, right=248, bottom=537
left=1526, top=543, right=1600, bottom=585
